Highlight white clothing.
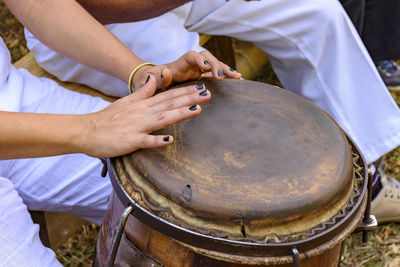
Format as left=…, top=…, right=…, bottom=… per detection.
left=25, top=0, right=400, bottom=165
left=0, top=178, right=60, bottom=267
left=0, top=39, right=111, bottom=266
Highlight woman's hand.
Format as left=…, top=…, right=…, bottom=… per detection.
left=131, top=50, right=241, bottom=91
left=81, top=76, right=211, bottom=158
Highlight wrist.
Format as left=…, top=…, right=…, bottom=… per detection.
left=70, top=113, right=97, bottom=156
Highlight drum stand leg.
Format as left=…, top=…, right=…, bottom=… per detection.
left=106, top=205, right=134, bottom=267
left=355, top=169, right=378, bottom=242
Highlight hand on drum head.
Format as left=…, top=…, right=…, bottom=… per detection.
left=81, top=76, right=211, bottom=158
left=132, top=50, right=241, bottom=90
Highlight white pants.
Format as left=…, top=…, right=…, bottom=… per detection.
left=26, top=0, right=400, bottom=165
left=0, top=66, right=111, bottom=266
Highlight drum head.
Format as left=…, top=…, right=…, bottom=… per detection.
left=116, top=79, right=353, bottom=240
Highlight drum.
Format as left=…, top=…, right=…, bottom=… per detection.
left=95, top=79, right=376, bottom=267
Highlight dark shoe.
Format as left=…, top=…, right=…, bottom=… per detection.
left=377, top=60, right=400, bottom=92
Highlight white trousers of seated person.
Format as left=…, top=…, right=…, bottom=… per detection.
left=0, top=59, right=111, bottom=266
left=25, top=0, right=400, bottom=165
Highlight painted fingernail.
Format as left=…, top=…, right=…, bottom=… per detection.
left=196, top=83, right=204, bottom=90
left=218, top=69, right=223, bottom=77
left=204, top=60, right=210, bottom=66
left=163, top=136, right=170, bottom=142
left=189, top=105, right=198, bottom=111
left=199, top=90, right=208, bottom=96
left=230, top=68, right=236, bottom=72
left=145, top=75, right=150, bottom=83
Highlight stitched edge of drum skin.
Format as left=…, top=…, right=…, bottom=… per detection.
left=117, top=157, right=243, bottom=237
left=119, top=155, right=351, bottom=239
left=180, top=193, right=366, bottom=265
left=116, top=140, right=363, bottom=243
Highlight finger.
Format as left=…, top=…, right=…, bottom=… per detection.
left=201, top=58, right=212, bottom=74
left=132, top=65, right=165, bottom=90
left=146, top=83, right=207, bottom=106
left=182, top=50, right=212, bottom=75
left=145, top=104, right=202, bottom=132
left=138, top=134, right=174, bottom=149
left=129, top=75, right=157, bottom=101
left=196, top=52, right=213, bottom=74
left=159, top=67, right=173, bottom=89
left=200, top=72, right=214, bottom=79
left=140, top=65, right=165, bottom=89
left=222, top=64, right=242, bottom=79
left=200, top=51, right=225, bottom=80
left=153, top=86, right=211, bottom=112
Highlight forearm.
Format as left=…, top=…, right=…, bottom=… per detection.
left=0, top=111, right=87, bottom=159
left=77, top=0, right=191, bottom=24
left=0, top=79, right=212, bottom=160
left=4, top=0, right=143, bottom=84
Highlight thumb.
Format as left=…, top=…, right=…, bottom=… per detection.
left=159, top=67, right=173, bottom=89
left=130, top=75, right=157, bottom=100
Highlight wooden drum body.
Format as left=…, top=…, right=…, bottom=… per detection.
left=95, top=79, right=374, bottom=267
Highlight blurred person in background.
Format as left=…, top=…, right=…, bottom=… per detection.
left=340, top=0, right=400, bottom=91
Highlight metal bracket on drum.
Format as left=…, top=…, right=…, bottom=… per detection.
left=290, top=248, right=300, bottom=267
left=100, top=158, right=108, bottom=177
left=106, top=205, right=134, bottom=267
left=356, top=215, right=378, bottom=232
left=355, top=169, right=378, bottom=242
left=106, top=205, right=163, bottom=267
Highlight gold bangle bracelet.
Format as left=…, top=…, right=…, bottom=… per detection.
left=128, top=62, right=156, bottom=94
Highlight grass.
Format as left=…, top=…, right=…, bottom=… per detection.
left=1, top=1, right=400, bottom=266
left=55, top=224, right=98, bottom=267
left=342, top=224, right=400, bottom=267
left=0, top=1, right=28, bottom=63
